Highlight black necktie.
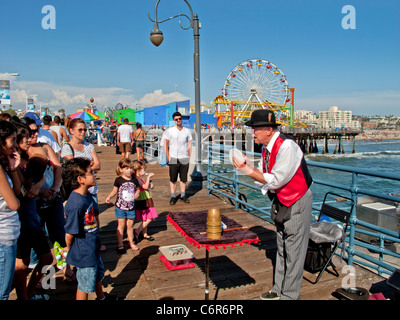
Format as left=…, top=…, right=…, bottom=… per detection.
left=264, top=149, right=275, bottom=201
left=264, top=149, right=270, bottom=173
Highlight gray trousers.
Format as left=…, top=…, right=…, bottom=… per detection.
left=272, top=189, right=313, bottom=300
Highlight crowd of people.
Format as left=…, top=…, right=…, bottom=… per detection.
left=0, top=112, right=167, bottom=301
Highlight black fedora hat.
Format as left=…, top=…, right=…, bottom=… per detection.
left=244, top=109, right=280, bottom=127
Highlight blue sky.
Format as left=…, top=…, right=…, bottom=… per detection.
left=1, top=0, right=399, bottom=116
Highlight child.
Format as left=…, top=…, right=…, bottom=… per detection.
left=62, top=158, right=116, bottom=300
left=105, top=158, right=140, bottom=253
left=133, top=161, right=158, bottom=242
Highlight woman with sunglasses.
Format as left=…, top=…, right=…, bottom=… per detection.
left=21, top=117, right=64, bottom=231
left=20, top=117, right=69, bottom=279
left=11, top=120, right=55, bottom=300
left=61, top=118, right=106, bottom=251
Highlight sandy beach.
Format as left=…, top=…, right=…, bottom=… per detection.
left=355, top=129, right=400, bottom=141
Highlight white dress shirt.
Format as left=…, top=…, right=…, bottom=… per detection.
left=257, top=131, right=304, bottom=195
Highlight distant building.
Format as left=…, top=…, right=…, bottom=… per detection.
left=366, top=116, right=399, bottom=129
left=316, top=106, right=360, bottom=129
left=293, top=109, right=317, bottom=123
left=361, top=121, right=378, bottom=128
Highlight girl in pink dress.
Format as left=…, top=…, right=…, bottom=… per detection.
left=133, top=161, right=158, bottom=241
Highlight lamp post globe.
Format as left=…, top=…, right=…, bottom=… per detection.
left=150, top=29, right=164, bottom=46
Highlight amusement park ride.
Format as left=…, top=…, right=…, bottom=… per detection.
left=209, top=58, right=307, bottom=129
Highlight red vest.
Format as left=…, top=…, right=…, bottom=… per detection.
left=264, top=133, right=312, bottom=207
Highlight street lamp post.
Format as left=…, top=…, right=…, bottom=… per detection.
left=0, top=73, right=19, bottom=77
left=149, top=0, right=205, bottom=187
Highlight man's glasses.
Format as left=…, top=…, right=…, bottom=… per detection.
left=174, top=118, right=182, bottom=121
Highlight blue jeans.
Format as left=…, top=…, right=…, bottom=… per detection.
left=115, top=207, right=136, bottom=219
left=76, top=256, right=105, bottom=294
left=0, top=242, right=17, bottom=300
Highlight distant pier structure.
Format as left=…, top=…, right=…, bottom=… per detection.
left=201, top=128, right=360, bottom=155
left=283, top=127, right=360, bottom=154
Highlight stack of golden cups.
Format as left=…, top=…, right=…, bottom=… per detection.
left=207, top=207, right=222, bottom=239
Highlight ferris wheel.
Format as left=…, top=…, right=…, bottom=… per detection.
left=222, top=58, right=290, bottom=108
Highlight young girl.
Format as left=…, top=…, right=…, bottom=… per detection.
left=0, top=120, right=21, bottom=300
left=133, top=161, right=158, bottom=242
left=105, top=158, right=140, bottom=253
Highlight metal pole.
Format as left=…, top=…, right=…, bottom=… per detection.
left=290, top=87, right=295, bottom=127
left=205, top=248, right=209, bottom=300
left=149, top=0, right=205, bottom=184
left=191, top=13, right=206, bottom=183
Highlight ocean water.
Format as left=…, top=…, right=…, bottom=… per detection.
left=307, top=140, right=400, bottom=200
left=231, top=140, right=400, bottom=210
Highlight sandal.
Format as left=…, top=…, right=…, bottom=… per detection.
left=143, top=235, right=155, bottom=241
left=117, top=246, right=126, bottom=254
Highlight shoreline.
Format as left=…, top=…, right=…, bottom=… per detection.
left=355, top=129, right=400, bottom=141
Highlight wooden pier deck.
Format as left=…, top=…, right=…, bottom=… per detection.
left=9, top=145, right=392, bottom=301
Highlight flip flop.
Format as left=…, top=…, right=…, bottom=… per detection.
left=117, top=246, right=126, bottom=254
left=143, top=235, right=155, bottom=241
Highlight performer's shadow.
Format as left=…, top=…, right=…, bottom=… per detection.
left=194, top=255, right=256, bottom=300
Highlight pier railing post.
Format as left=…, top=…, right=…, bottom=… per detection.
left=207, top=142, right=211, bottom=195
left=347, top=172, right=359, bottom=267
left=234, top=161, right=239, bottom=210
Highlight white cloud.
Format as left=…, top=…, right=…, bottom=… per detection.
left=137, top=89, right=189, bottom=108
left=8, top=80, right=190, bottom=114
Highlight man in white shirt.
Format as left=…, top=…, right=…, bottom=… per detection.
left=117, top=118, right=134, bottom=159
left=232, top=109, right=313, bottom=300
left=164, top=112, right=192, bottom=205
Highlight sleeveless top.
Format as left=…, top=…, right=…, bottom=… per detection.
left=50, top=125, right=63, bottom=145
left=0, top=170, right=20, bottom=246
left=61, top=141, right=98, bottom=194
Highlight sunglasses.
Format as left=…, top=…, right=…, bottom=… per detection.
left=174, top=118, right=182, bottom=121
left=30, top=129, right=39, bottom=135
left=77, top=128, right=88, bottom=132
